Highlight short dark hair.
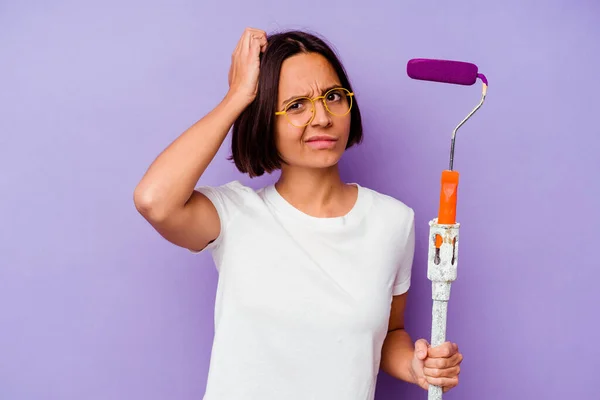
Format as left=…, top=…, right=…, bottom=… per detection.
left=229, top=30, right=363, bottom=177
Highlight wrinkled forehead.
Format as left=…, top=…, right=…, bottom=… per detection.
left=277, top=53, right=341, bottom=102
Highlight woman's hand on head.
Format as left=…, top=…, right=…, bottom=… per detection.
left=227, top=27, right=268, bottom=106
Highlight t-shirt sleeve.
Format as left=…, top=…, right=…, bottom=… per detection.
left=392, top=208, right=415, bottom=296
left=188, top=180, right=249, bottom=254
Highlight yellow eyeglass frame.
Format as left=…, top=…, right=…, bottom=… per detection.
left=275, top=87, right=354, bottom=127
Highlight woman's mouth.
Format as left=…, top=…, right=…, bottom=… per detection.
left=305, top=135, right=338, bottom=150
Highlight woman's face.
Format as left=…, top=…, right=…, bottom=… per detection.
left=274, top=52, right=352, bottom=171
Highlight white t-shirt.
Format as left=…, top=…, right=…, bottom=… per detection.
left=193, top=180, right=415, bottom=400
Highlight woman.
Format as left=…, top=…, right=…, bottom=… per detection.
left=134, top=27, right=463, bottom=399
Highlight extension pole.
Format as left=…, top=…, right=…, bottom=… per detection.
left=427, top=217, right=459, bottom=400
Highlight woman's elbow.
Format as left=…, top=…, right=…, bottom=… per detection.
left=133, top=184, right=168, bottom=222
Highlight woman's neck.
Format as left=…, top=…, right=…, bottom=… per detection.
left=274, top=165, right=357, bottom=218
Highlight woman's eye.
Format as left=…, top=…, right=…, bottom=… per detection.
left=287, top=101, right=305, bottom=112
left=327, top=92, right=342, bottom=102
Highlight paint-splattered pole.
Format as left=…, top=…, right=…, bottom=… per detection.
left=427, top=219, right=459, bottom=400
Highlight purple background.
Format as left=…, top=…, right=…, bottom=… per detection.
left=1, top=1, right=598, bottom=399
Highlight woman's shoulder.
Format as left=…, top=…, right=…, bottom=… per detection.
left=358, top=184, right=415, bottom=221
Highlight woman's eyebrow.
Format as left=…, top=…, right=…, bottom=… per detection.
left=279, top=84, right=343, bottom=107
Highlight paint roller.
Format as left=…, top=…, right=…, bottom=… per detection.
left=407, top=58, right=488, bottom=226
left=407, top=58, right=488, bottom=400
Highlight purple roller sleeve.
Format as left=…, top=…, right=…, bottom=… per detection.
left=407, top=58, right=487, bottom=86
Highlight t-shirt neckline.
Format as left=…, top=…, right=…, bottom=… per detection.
left=264, top=183, right=369, bottom=228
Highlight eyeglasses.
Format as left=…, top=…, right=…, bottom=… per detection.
left=275, top=87, right=354, bottom=127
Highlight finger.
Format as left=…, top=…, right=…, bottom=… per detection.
left=233, top=27, right=253, bottom=56
left=423, top=365, right=460, bottom=379
left=247, top=30, right=267, bottom=52
left=244, top=27, right=265, bottom=47
left=414, top=339, right=430, bottom=360
left=246, top=27, right=267, bottom=37
left=427, top=341, right=457, bottom=358
left=250, top=34, right=267, bottom=53
left=241, top=28, right=253, bottom=52
left=427, top=342, right=456, bottom=358
left=443, top=384, right=458, bottom=393
left=232, top=27, right=257, bottom=60
left=257, top=35, right=268, bottom=52
left=425, top=376, right=459, bottom=389
left=425, top=353, right=463, bottom=368
left=424, top=351, right=463, bottom=369
left=248, top=36, right=266, bottom=60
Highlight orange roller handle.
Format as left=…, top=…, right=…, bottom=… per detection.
left=438, top=170, right=460, bottom=224
left=435, top=170, right=460, bottom=248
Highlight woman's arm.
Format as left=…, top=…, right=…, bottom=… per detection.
left=380, top=292, right=418, bottom=384
left=133, top=27, right=267, bottom=252
left=133, top=93, right=249, bottom=251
